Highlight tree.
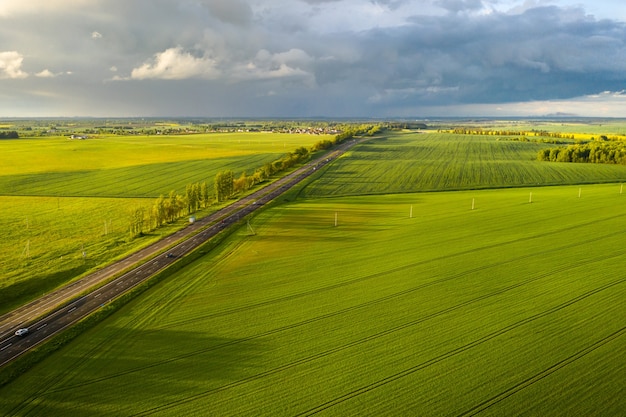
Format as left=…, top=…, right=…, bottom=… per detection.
left=233, top=172, right=248, bottom=194
left=128, top=206, right=145, bottom=239
left=154, top=194, right=166, bottom=226
left=0, top=131, right=18, bottom=139
left=167, top=190, right=177, bottom=222
left=214, top=170, right=234, bottom=202
left=201, top=181, right=210, bottom=208
left=185, top=183, right=200, bottom=213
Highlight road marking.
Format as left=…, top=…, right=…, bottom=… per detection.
left=68, top=307, right=77, bottom=313
left=94, top=293, right=101, bottom=298
left=37, top=323, right=47, bottom=330
left=1, top=344, right=11, bottom=351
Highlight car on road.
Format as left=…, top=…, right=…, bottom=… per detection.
left=15, top=328, right=29, bottom=337
left=166, top=253, right=176, bottom=258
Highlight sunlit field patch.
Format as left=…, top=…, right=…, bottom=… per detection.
left=0, top=133, right=327, bottom=197
left=0, top=132, right=330, bottom=311
left=0, top=196, right=153, bottom=312
left=299, top=132, right=626, bottom=197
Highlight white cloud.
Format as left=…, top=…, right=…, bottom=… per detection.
left=35, top=69, right=57, bottom=78
left=0, top=0, right=93, bottom=17
left=91, top=31, right=103, bottom=39
left=411, top=91, right=626, bottom=118
left=0, top=51, right=28, bottom=79
left=232, top=48, right=316, bottom=86
left=129, top=47, right=219, bottom=80
left=243, top=62, right=313, bottom=81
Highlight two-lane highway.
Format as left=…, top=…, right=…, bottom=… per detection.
left=0, top=137, right=364, bottom=367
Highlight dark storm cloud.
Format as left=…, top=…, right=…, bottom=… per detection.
left=300, top=0, right=343, bottom=3
left=347, top=5, right=626, bottom=111
left=435, top=0, right=485, bottom=13
left=1, top=0, right=626, bottom=116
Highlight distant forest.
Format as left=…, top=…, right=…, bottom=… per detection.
left=538, top=140, right=626, bottom=165
left=0, top=131, right=18, bottom=139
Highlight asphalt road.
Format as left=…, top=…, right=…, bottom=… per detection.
left=0, top=139, right=360, bottom=367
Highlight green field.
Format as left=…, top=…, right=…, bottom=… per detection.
left=0, top=195, right=158, bottom=312
left=3, top=127, right=626, bottom=415
left=0, top=132, right=328, bottom=313
left=2, top=185, right=626, bottom=415
left=0, top=133, right=322, bottom=197
left=435, top=119, right=626, bottom=136
left=299, top=132, right=626, bottom=197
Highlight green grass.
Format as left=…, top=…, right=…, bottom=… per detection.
left=438, top=119, right=626, bottom=136
left=0, top=196, right=173, bottom=313
left=2, top=185, right=626, bottom=415
left=0, top=133, right=326, bottom=197
left=298, top=132, right=626, bottom=197
left=0, top=132, right=330, bottom=312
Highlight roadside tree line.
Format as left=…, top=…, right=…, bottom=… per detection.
left=128, top=124, right=382, bottom=239
left=213, top=124, right=380, bottom=203
left=128, top=184, right=211, bottom=239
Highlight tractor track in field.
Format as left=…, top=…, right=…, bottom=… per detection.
left=456, top=325, right=626, bottom=416
left=296, top=274, right=626, bottom=416
left=29, top=249, right=592, bottom=398
left=151, top=214, right=626, bottom=329
left=28, top=248, right=623, bottom=417
left=123, top=259, right=626, bottom=416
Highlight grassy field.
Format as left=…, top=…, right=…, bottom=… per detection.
left=298, top=132, right=626, bottom=198
left=1, top=185, right=626, bottom=415
left=3, top=126, right=626, bottom=415
left=0, top=195, right=169, bottom=313
left=436, top=119, right=626, bottom=136
left=0, top=133, right=323, bottom=197
left=0, top=132, right=329, bottom=313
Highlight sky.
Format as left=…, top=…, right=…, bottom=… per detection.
left=1, top=0, right=626, bottom=118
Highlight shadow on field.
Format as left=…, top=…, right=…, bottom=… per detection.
left=0, top=262, right=97, bottom=315
left=1, top=328, right=267, bottom=416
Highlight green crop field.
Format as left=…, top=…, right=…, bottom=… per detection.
left=2, top=185, right=626, bottom=415
left=298, top=131, right=626, bottom=198
left=435, top=119, right=626, bottom=136
left=0, top=132, right=329, bottom=313
left=3, top=125, right=626, bottom=415
left=0, top=133, right=324, bottom=197
left=0, top=195, right=162, bottom=312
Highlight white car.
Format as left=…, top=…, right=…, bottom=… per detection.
left=15, top=328, right=29, bottom=337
